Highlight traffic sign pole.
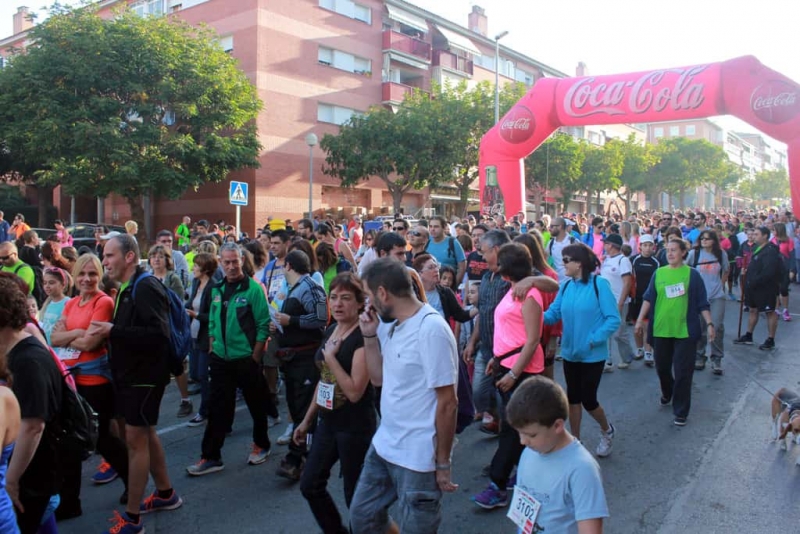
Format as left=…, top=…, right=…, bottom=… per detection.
left=235, top=205, right=241, bottom=240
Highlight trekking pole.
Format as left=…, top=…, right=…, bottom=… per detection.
left=737, top=269, right=746, bottom=339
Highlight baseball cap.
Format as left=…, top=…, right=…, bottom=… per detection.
left=639, top=234, right=655, bottom=244
left=604, top=233, right=623, bottom=248
left=99, top=230, right=121, bottom=240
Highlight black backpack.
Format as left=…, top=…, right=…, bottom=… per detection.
left=14, top=263, right=46, bottom=307
left=56, top=370, right=100, bottom=461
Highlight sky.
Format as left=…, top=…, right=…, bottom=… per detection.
left=2, top=0, right=798, bottom=139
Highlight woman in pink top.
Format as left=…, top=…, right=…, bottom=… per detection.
left=475, top=242, right=543, bottom=505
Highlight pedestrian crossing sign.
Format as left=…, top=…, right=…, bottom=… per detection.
left=229, top=181, right=248, bottom=206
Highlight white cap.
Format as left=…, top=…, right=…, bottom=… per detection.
left=99, top=231, right=121, bottom=240
left=640, top=234, right=655, bottom=244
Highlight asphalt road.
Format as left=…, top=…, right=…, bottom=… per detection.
left=61, top=294, right=800, bottom=533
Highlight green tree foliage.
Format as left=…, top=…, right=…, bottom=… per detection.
left=738, top=168, right=790, bottom=202
left=320, top=91, right=460, bottom=213
left=0, top=5, right=262, bottom=226
left=578, top=141, right=624, bottom=212
left=525, top=133, right=584, bottom=213
left=649, top=137, right=730, bottom=208
left=613, top=134, right=659, bottom=211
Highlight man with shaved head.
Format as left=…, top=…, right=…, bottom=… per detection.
left=0, top=242, right=35, bottom=294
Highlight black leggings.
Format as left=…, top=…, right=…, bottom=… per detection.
left=562, top=360, right=606, bottom=412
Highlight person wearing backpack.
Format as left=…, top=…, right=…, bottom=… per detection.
left=0, top=275, right=63, bottom=534
left=50, top=254, right=129, bottom=520
left=426, top=216, right=466, bottom=284
left=186, top=243, right=273, bottom=477
left=686, top=230, right=729, bottom=374
left=88, top=234, right=182, bottom=534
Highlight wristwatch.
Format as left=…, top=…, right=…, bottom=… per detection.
left=507, top=369, right=519, bottom=381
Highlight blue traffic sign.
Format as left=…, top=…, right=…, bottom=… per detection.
left=229, top=181, right=248, bottom=206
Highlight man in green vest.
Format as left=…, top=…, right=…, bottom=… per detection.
left=175, top=216, right=192, bottom=250
left=0, top=242, right=34, bottom=294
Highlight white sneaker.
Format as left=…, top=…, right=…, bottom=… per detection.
left=634, top=348, right=644, bottom=360
left=596, top=424, right=614, bottom=458
left=268, top=416, right=282, bottom=428
left=276, top=424, right=294, bottom=446
left=644, top=351, right=654, bottom=367
left=617, top=361, right=630, bottom=369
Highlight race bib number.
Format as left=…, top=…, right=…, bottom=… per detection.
left=665, top=282, right=686, bottom=299
left=55, top=346, right=80, bottom=361
left=507, top=485, right=541, bottom=534
left=316, top=382, right=335, bottom=410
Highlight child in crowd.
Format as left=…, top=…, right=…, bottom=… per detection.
left=506, top=376, right=609, bottom=533
left=458, top=281, right=480, bottom=382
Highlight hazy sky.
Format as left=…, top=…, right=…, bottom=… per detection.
left=2, top=0, right=798, bottom=138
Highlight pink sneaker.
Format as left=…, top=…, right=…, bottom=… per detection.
left=783, top=309, right=792, bottom=322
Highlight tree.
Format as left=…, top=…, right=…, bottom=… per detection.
left=320, top=98, right=457, bottom=213
left=739, top=168, right=790, bottom=202
left=0, top=5, right=262, bottom=229
left=525, top=133, right=584, bottom=213
left=578, top=141, right=624, bottom=213
left=612, top=135, right=659, bottom=211
left=650, top=138, right=729, bottom=208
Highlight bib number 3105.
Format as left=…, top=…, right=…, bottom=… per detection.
left=507, top=485, right=541, bottom=534
left=316, top=382, right=335, bottom=410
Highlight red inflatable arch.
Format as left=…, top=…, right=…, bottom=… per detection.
left=479, top=55, right=800, bottom=217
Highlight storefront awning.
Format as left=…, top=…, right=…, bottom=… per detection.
left=386, top=4, right=428, bottom=33
left=433, top=24, right=481, bottom=55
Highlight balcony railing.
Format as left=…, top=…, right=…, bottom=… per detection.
left=432, top=50, right=473, bottom=76
left=382, top=30, right=431, bottom=62
left=382, top=82, right=428, bottom=103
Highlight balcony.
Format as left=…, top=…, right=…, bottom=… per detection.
left=382, top=30, right=431, bottom=62
left=382, top=82, right=428, bottom=105
left=432, top=50, right=473, bottom=76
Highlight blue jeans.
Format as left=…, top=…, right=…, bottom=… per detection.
left=191, top=341, right=210, bottom=417
left=472, top=349, right=499, bottom=414
left=350, top=446, right=442, bottom=534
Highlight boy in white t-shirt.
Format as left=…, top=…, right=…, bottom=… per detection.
left=506, top=376, right=609, bottom=534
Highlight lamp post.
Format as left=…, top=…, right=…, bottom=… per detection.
left=494, top=30, right=509, bottom=124
left=305, top=133, right=318, bottom=218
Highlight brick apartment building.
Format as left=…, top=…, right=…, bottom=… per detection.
left=0, top=0, right=565, bottom=236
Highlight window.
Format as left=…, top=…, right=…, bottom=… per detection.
left=654, top=127, right=663, bottom=138
left=131, top=0, right=165, bottom=17
left=685, top=125, right=696, bottom=135
left=515, top=68, right=534, bottom=86
left=669, top=126, right=680, bottom=136
left=318, top=103, right=362, bottom=125
left=319, top=0, right=371, bottom=25
left=217, top=35, right=234, bottom=53
left=318, top=46, right=371, bottom=75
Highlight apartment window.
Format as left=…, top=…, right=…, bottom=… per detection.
left=669, top=126, right=680, bottom=136
left=217, top=35, right=234, bottom=53
left=685, top=125, right=696, bottom=135
left=654, top=127, right=663, bottom=138
left=515, top=68, right=534, bottom=86
left=318, top=47, right=371, bottom=76
left=319, top=0, right=371, bottom=25
left=318, top=103, right=362, bottom=125
left=131, top=0, right=165, bottom=17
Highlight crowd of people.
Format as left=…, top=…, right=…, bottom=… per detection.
left=0, top=205, right=794, bottom=533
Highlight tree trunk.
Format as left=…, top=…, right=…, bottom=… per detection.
left=596, top=190, right=602, bottom=214
left=126, top=195, right=147, bottom=258
left=36, top=184, right=54, bottom=227
left=391, top=188, right=404, bottom=215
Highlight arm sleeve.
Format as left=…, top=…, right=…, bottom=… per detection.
left=291, top=282, right=328, bottom=330
left=643, top=271, right=657, bottom=305
left=588, top=277, right=621, bottom=346
left=443, top=287, right=472, bottom=323
left=418, top=320, right=458, bottom=389
left=110, top=280, right=170, bottom=350
left=690, top=270, right=710, bottom=312
left=569, top=460, right=610, bottom=522
left=18, top=265, right=35, bottom=294
left=92, top=296, right=114, bottom=323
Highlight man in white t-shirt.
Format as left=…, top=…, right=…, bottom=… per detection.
left=350, top=257, right=459, bottom=534
left=600, top=233, right=635, bottom=371
left=548, top=218, right=578, bottom=281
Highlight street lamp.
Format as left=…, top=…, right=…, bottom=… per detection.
left=494, top=30, right=509, bottom=124
left=305, top=132, right=318, bottom=218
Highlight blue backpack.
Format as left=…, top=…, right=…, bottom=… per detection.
left=132, top=272, right=192, bottom=369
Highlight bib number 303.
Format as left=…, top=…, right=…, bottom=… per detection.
left=316, top=382, right=335, bottom=410
left=507, top=485, right=541, bottom=534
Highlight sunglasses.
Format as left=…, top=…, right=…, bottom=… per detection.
left=700, top=236, right=713, bottom=240
left=393, top=227, right=405, bottom=231
left=0, top=255, right=12, bottom=261
left=562, top=256, right=577, bottom=264
left=409, top=231, right=423, bottom=237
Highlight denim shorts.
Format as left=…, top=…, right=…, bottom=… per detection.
left=349, top=445, right=442, bottom=534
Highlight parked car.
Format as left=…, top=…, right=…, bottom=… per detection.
left=66, top=223, right=126, bottom=250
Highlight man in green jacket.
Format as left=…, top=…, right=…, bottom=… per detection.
left=187, top=243, right=274, bottom=476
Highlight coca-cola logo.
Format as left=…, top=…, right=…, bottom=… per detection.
left=563, top=65, right=708, bottom=118
left=499, top=105, right=535, bottom=144
left=750, top=80, right=800, bottom=124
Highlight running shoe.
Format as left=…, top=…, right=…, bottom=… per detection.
left=276, top=424, right=294, bottom=446
left=617, top=361, right=630, bottom=370
left=92, top=460, right=119, bottom=485
left=186, top=458, right=225, bottom=476
left=140, top=489, right=183, bottom=514
left=659, top=396, right=671, bottom=407
left=695, top=358, right=706, bottom=371
left=727, top=292, right=736, bottom=301
left=633, top=348, right=644, bottom=360
left=783, top=309, right=792, bottom=322
left=603, top=361, right=614, bottom=373
left=733, top=333, right=753, bottom=345
left=103, top=511, right=143, bottom=534
left=276, top=456, right=304, bottom=481
left=674, top=417, right=687, bottom=427
left=248, top=443, right=271, bottom=465
left=177, top=400, right=193, bottom=418
left=711, top=358, right=723, bottom=375
left=479, top=421, right=499, bottom=436
left=596, top=423, right=614, bottom=458
left=759, top=338, right=776, bottom=351
left=268, top=415, right=282, bottom=428
left=644, top=351, right=654, bottom=367
left=187, top=413, right=206, bottom=427
left=472, top=483, right=509, bottom=509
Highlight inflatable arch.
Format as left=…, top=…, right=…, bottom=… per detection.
left=479, top=56, right=800, bottom=217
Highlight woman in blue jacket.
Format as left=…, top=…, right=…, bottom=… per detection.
left=544, top=243, right=621, bottom=458
left=635, top=239, right=712, bottom=427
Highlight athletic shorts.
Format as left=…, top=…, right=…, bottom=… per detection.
left=116, top=385, right=166, bottom=427
left=745, top=288, right=778, bottom=313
